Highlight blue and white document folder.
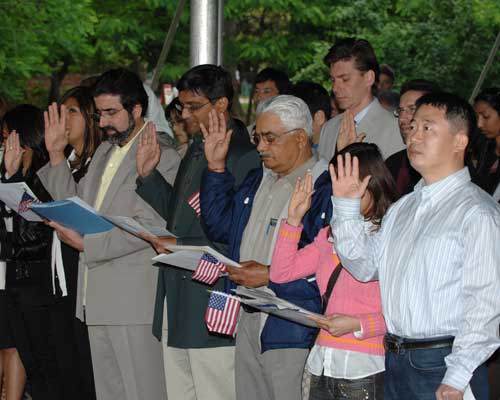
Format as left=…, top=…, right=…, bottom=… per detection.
left=30, top=197, right=113, bottom=235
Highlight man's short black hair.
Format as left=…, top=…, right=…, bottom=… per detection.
left=255, top=68, right=290, bottom=94
left=323, top=37, right=380, bottom=94
left=177, top=64, right=234, bottom=108
left=291, top=81, right=331, bottom=119
left=400, top=79, right=440, bottom=97
left=416, top=92, right=476, bottom=137
left=379, top=64, right=395, bottom=82
left=93, top=68, right=148, bottom=116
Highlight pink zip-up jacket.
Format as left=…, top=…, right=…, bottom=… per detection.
left=270, top=220, right=386, bottom=356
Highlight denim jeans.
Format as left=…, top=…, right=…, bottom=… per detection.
left=384, top=338, right=489, bottom=400
left=309, top=372, right=384, bottom=400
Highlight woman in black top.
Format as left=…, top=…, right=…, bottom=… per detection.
left=0, top=104, right=53, bottom=399
left=472, top=88, right=500, bottom=197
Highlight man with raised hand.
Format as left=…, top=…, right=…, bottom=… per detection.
left=330, top=91, right=500, bottom=400
left=318, top=38, right=403, bottom=161
left=38, top=68, right=180, bottom=400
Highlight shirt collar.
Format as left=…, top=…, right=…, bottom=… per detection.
left=354, top=99, right=375, bottom=125
left=414, top=167, right=470, bottom=205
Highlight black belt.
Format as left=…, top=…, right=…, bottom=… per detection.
left=384, top=334, right=454, bottom=353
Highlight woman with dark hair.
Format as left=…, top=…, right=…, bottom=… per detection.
left=60, top=86, right=102, bottom=177
left=49, top=86, right=100, bottom=400
left=472, top=87, right=500, bottom=200
left=166, top=97, right=189, bottom=157
left=270, top=143, right=399, bottom=400
left=0, top=104, right=53, bottom=400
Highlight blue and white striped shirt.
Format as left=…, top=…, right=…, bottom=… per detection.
left=330, top=167, right=500, bottom=391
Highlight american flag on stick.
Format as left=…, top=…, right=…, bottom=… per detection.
left=205, top=291, right=241, bottom=336
left=187, top=190, right=201, bottom=217
left=192, top=253, right=227, bottom=285
left=18, top=191, right=36, bottom=213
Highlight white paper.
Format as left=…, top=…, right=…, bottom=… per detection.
left=0, top=182, right=42, bottom=221
left=234, top=287, right=324, bottom=328
left=104, top=215, right=176, bottom=238
left=165, top=245, right=241, bottom=268
left=152, top=251, right=203, bottom=271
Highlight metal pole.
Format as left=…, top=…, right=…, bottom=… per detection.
left=469, top=31, right=500, bottom=103
left=151, top=0, right=188, bottom=91
left=190, top=0, right=218, bottom=67
left=217, top=0, right=224, bottom=65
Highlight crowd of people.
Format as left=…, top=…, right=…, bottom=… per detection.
left=0, top=37, right=499, bottom=400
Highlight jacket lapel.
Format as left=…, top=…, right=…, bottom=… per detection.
left=357, top=98, right=383, bottom=138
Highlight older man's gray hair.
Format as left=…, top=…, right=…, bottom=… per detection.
left=257, top=95, right=313, bottom=138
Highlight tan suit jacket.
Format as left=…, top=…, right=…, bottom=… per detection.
left=38, top=137, right=180, bottom=325
left=318, top=98, right=404, bottom=161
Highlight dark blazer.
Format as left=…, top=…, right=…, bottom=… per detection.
left=385, top=149, right=421, bottom=196
left=136, top=118, right=261, bottom=347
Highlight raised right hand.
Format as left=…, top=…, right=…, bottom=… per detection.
left=136, top=122, right=161, bottom=178
left=200, top=109, right=232, bottom=171
left=4, top=131, right=25, bottom=177
left=329, top=152, right=371, bottom=199
left=287, top=171, right=314, bottom=227
left=336, top=109, right=366, bottom=152
left=44, top=103, right=68, bottom=165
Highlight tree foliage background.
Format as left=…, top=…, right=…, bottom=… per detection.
left=0, top=0, right=499, bottom=105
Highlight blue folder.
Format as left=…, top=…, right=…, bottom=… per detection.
left=30, top=197, right=114, bottom=235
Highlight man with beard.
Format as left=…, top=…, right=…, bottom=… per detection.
left=38, top=68, right=180, bottom=400
left=135, top=64, right=260, bottom=400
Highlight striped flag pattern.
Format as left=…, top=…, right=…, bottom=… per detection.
left=187, top=190, right=201, bottom=217
left=192, top=253, right=227, bottom=285
left=205, top=291, right=241, bottom=336
left=18, top=191, right=36, bottom=213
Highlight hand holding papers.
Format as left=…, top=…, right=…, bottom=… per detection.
left=152, top=245, right=241, bottom=285
left=234, top=286, right=325, bottom=328
left=0, top=182, right=42, bottom=222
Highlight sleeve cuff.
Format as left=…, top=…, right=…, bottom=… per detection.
left=331, top=196, right=361, bottom=218
left=442, top=365, right=472, bottom=392
left=278, top=219, right=303, bottom=241
left=356, top=313, right=386, bottom=339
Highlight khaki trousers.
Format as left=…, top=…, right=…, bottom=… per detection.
left=88, top=325, right=166, bottom=400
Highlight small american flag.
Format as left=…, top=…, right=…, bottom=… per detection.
left=192, top=253, right=227, bottom=285
left=187, top=190, right=201, bottom=217
left=18, top=191, right=36, bottom=213
left=205, top=291, right=240, bottom=335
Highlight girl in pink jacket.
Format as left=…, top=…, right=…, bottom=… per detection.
left=270, top=143, right=399, bottom=400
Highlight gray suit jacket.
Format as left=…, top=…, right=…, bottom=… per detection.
left=37, top=135, right=180, bottom=325
left=318, top=98, right=404, bottom=161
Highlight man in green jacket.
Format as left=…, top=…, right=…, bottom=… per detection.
left=135, top=64, right=260, bottom=400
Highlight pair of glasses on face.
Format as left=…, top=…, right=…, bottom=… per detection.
left=175, top=98, right=219, bottom=114
left=92, top=107, right=126, bottom=122
left=251, top=128, right=300, bottom=146
left=393, top=105, right=417, bottom=118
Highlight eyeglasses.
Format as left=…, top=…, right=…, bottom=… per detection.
left=251, top=128, right=300, bottom=146
left=394, top=105, right=417, bottom=118
left=175, top=100, right=213, bottom=113
left=92, top=107, right=126, bottom=121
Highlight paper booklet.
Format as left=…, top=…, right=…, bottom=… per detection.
left=30, top=196, right=171, bottom=237
left=152, top=245, right=241, bottom=270
left=0, top=182, right=42, bottom=222
left=234, top=286, right=325, bottom=328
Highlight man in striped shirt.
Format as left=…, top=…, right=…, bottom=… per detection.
left=330, top=92, right=500, bottom=400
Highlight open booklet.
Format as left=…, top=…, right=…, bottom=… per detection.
left=0, top=182, right=43, bottom=222
left=234, top=286, right=325, bottom=328
left=29, top=196, right=174, bottom=237
left=152, top=244, right=241, bottom=271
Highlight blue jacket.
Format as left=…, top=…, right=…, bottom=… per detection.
left=200, top=167, right=332, bottom=352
